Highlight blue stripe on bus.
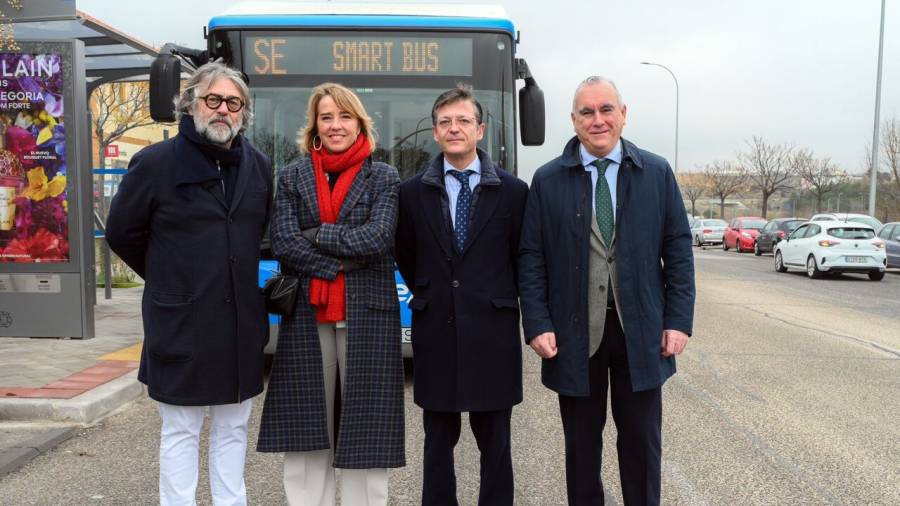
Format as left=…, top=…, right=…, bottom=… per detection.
left=257, top=259, right=412, bottom=327
left=208, top=15, right=515, bottom=35
left=258, top=260, right=282, bottom=325
left=93, top=168, right=128, bottom=175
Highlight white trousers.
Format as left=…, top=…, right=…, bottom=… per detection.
left=283, top=322, right=388, bottom=506
left=158, top=399, right=253, bottom=506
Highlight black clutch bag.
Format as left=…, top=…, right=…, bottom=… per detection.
left=262, top=273, right=299, bottom=316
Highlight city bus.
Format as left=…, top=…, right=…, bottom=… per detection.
left=148, top=2, right=545, bottom=355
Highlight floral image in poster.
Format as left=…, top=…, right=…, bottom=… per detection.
left=0, top=53, right=67, bottom=263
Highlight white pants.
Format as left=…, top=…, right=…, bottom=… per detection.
left=158, top=399, right=253, bottom=506
left=283, top=322, right=388, bottom=506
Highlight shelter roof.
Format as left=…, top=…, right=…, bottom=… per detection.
left=9, top=9, right=158, bottom=85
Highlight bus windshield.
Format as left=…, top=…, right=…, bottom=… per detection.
left=247, top=86, right=514, bottom=182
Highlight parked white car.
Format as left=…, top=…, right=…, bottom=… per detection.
left=774, top=221, right=887, bottom=280
left=691, top=219, right=728, bottom=246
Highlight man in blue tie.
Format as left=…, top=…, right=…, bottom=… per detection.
left=519, top=76, right=696, bottom=505
left=395, top=85, right=529, bottom=505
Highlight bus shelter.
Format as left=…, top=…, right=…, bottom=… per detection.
left=0, top=2, right=157, bottom=338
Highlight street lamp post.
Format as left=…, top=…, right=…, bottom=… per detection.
left=641, top=61, right=680, bottom=172
left=869, top=0, right=886, bottom=216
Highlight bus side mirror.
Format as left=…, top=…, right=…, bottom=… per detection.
left=150, top=54, right=182, bottom=122
left=519, top=81, right=545, bottom=146
left=516, top=58, right=545, bottom=146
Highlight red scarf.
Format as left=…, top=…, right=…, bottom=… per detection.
left=309, top=134, right=371, bottom=322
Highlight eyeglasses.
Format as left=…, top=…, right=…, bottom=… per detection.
left=435, top=116, right=479, bottom=130
left=199, top=94, right=245, bottom=113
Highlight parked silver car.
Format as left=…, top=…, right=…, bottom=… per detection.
left=876, top=222, right=900, bottom=268
left=691, top=219, right=728, bottom=246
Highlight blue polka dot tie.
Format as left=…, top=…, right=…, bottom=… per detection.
left=592, top=159, right=614, bottom=246
left=450, top=170, right=474, bottom=251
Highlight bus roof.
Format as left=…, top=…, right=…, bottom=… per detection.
left=209, top=2, right=515, bottom=36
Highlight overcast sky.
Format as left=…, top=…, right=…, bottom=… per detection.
left=79, top=0, right=899, bottom=181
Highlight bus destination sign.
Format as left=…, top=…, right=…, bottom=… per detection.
left=246, top=36, right=473, bottom=77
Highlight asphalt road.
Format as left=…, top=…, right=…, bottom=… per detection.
left=695, top=243, right=900, bottom=321
left=1, top=248, right=898, bottom=505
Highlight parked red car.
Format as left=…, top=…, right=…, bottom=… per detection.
left=723, top=217, right=768, bottom=253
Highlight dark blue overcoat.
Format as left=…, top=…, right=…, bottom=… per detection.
left=518, top=137, right=695, bottom=395
left=106, top=134, right=273, bottom=406
left=395, top=150, right=528, bottom=412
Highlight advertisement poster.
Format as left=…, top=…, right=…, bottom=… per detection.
left=0, top=53, right=67, bottom=263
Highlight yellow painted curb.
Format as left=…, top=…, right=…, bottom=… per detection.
left=99, top=343, right=142, bottom=361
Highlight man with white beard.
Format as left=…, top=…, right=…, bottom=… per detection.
left=106, top=62, right=273, bottom=506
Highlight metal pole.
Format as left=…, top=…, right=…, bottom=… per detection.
left=869, top=0, right=886, bottom=216
left=93, top=211, right=112, bottom=300
left=103, top=241, right=112, bottom=300
left=641, top=61, right=679, bottom=172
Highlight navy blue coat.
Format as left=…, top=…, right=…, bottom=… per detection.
left=395, top=150, right=528, bottom=412
left=518, top=137, right=695, bottom=395
left=106, top=134, right=273, bottom=406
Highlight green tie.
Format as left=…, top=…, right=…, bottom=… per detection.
left=592, top=159, right=614, bottom=245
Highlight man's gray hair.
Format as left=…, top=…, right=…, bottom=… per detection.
left=174, top=62, right=253, bottom=129
left=572, top=76, right=624, bottom=112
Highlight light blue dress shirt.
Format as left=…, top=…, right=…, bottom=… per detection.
left=444, top=156, right=482, bottom=229
left=581, top=141, right=622, bottom=226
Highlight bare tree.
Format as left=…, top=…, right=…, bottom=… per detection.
left=253, top=128, right=300, bottom=170
left=92, top=81, right=156, bottom=172
left=880, top=118, right=900, bottom=219
left=861, top=119, right=900, bottom=220
left=702, top=160, right=745, bottom=219
left=90, top=81, right=157, bottom=216
left=739, top=136, right=795, bottom=218
left=859, top=140, right=878, bottom=213
left=677, top=170, right=706, bottom=216
left=793, top=148, right=848, bottom=213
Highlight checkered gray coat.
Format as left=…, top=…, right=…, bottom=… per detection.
left=257, top=156, right=405, bottom=469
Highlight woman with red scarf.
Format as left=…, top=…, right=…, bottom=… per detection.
left=258, top=83, right=404, bottom=505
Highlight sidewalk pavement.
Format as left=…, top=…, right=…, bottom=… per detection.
left=0, top=286, right=146, bottom=477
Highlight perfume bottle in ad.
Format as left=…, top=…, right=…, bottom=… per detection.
left=0, top=126, right=24, bottom=245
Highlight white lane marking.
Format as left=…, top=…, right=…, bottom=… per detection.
left=742, top=306, right=900, bottom=359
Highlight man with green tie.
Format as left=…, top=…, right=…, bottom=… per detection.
left=518, top=76, right=695, bottom=505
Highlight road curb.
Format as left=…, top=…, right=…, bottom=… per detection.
left=0, top=427, right=77, bottom=477
left=0, top=371, right=145, bottom=424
